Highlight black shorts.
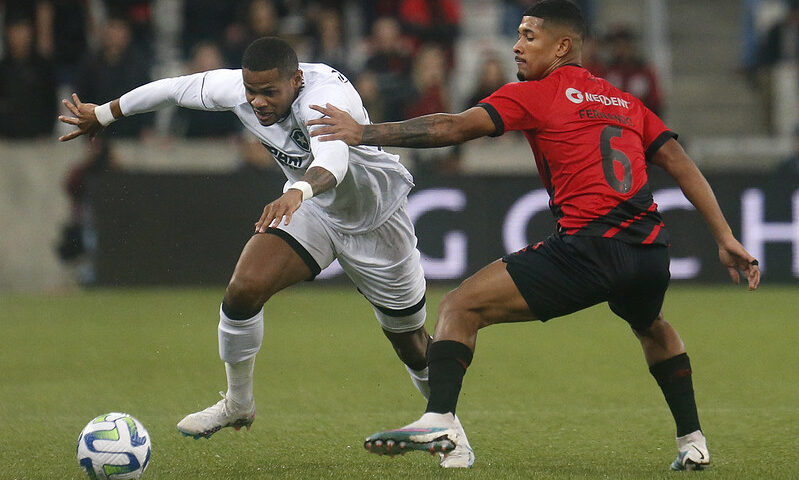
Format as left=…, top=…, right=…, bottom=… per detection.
left=502, top=234, right=670, bottom=330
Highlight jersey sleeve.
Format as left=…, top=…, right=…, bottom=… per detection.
left=119, top=69, right=243, bottom=116
left=641, top=105, right=677, bottom=161
left=478, top=81, right=557, bottom=135
left=296, top=82, right=358, bottom=185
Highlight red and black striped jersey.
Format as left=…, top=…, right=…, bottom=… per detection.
left=479, top=64, right=673, bottom=246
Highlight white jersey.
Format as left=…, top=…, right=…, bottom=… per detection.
left=118, top=63, right=414, bottom=233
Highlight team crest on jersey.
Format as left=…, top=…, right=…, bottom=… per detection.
left=291, top=129, right=311, bottom=151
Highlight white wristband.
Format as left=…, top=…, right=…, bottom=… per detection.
left=94, top=102, right=117, bottom=126
left=289, top=181, right=314, bottom=201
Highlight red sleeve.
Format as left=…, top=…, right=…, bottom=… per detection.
left=479, top=81, right=557, bottom=134
left=641, top=106, right=677, bottom=161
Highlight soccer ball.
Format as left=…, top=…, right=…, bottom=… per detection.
left=77, top=412, right=152, bottom=479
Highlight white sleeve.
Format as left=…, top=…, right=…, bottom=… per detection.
left=301, top=83, right=361, bottom=185
left=307, top=134, right=349, bottom=185
left=119, top=69, right=244, bottom=116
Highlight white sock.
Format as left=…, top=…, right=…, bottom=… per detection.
left=406, top=364, right=430, bottom=400
left=225, top=357, right=255, bottom=406
left=217, top=305, right=264, bottom=363
left=217, top=305, right=263, bottom=406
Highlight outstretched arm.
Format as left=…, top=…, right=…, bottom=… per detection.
left=307, top=104, right=498, bottom=148
left=650, top=138, right=760, bottom=290
left=59, top=71, right=238, bottom=142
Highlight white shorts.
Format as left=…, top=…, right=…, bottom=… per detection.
left=270, top=201, right=427, bottom=330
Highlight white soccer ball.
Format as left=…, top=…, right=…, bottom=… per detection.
left=77, top=412, right=152, bottom=480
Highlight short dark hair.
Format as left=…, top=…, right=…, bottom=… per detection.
left=523, top=0, right=585, bottom=39
left=241, top=37, right=299, bottom=78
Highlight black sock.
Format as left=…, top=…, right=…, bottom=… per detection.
left=649, top=353, right=701, bottom=437
left=425, top=340, right=474, bottom=415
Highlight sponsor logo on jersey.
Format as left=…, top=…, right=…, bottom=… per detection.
left=261, top=142, right=304, bottom=169
left=566, top=87, right=630, bottom=109
left=290, top=129, right=311, bottom=152
left=566, top=87, right=584, bottom=104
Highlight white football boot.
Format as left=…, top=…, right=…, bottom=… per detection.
left=439, top=414, right=475, bottom=468
left=670, top=430, right=710, bottom=471
left=177, top=392, right=255, bottom=439
left=364, top=412, right=460, bottom=459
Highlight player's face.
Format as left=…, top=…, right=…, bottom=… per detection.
left=513, top=16, right=562, bottom=81
left=243, top=67, right=302, bottom=126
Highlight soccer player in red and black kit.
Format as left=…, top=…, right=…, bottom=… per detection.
left=308, top=0, right=760, bottom=471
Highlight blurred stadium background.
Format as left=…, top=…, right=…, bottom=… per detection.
left=3, top=2, right=799, bottom=478
left=2, top=0, right=798, bottom=290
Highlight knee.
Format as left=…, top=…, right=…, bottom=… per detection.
left=634, top=311, right=668, bottom=338
left=223, top=274, right=271, bottom=319
left=437, top=288, right=483, bottom=331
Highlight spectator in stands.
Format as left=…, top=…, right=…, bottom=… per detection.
left=354, top=70, right=386, bottom=123
left=73, top=15, right=153, bottom=138
left=603, top=25, right=665, bottom=116
left=0, top=15, right=57, bottom=138
left=751, top=1, right=799, bottom=134
left=404, top=45, right=451, bottom=124
left=57, top=136, right=120, bottom=285
left=581, top=29, right=606, bottom=77
left=464, top=54, right=508, bottom=109
left=1, top=1, right=50, bottom=56
left=221, top=0, right=281, bottom=67
left=103, top=0, right=154, bottom=58
left=404, top=44, right=462, bottom=174
left=39, top=0, right=92, bottom=85
left=181, top=0, right=244, bottom=61
left=171, top=42, right=242, bottom=139
left=777, top=125, right=799, bottom=174
left=363, top=17, right=414, bottom=122
left=308, top=8, right=353, bottom=79
left=397, top=0, right=461, bottom=65
left=757, top=0, right=799, bottom=67
left=360, top=0, right=404, bottom=32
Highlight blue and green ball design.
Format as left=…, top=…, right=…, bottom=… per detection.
left=77, top=413, right=151, bottom=479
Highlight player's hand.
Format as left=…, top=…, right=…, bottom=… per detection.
left=254, top=189, right=304, bottom=233
left=58, top=93, right=103, bottom=141
left=306, top=103, right=364, bottom=145
left=718, top=238, right=760, bottom=290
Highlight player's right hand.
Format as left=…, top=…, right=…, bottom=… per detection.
left=306, top=103, right=364, bottom=145
left=254, top=189, right=304, bottom=233
left=58, top=93, right=104, bottom=141
left=718, top=238, right=760, bottom=291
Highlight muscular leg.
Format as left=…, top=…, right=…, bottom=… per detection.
left=178, top=232, right=314, bottom=437
left=632, top=312, right=685, bottom=366
left=218, top=233, right=312, bottom=405
left=633, top=313, right=702, bottom=437
left=223, top=232, right=313, bottom=317
left=436, top=260, right=536, bottom=348
left=427, top=260, right=536, bottom=415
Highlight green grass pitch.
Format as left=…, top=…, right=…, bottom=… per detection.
left=1, top=285, right=797, bottom=479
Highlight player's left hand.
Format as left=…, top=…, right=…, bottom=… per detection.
left=58, top=93, right=104, bottom=141
left=718, top=238, right=760, bottom=290
left=306, top=103, right=363, bottom=145
left=254, top=189, right=304, bottom=233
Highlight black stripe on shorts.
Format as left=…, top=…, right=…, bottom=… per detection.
left=264, top=227, right=322, bottom=279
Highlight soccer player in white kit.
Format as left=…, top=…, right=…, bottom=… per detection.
left=58, top=37, right=473, bottom=468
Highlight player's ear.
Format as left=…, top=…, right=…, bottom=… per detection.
left=555, top=36, right=573, bottom=58
left=291, top=69, right=303, bottom=89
